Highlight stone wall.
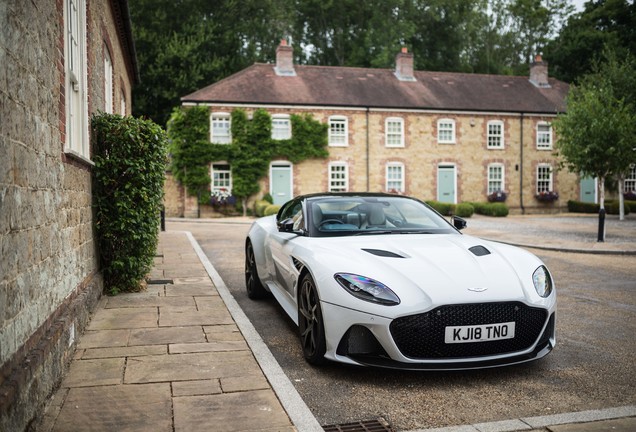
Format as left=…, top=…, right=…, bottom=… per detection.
left=0, top=1, right=135, bottom=430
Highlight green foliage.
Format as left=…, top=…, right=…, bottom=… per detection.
left=262, top=193, right=274, bottom=204
left=254, top=200, right=271, bottom=217
left=606, top=200, right=631, bottom=215
left=567, top=200, right=599, bottom=213
left=92, top=113, right=168, bottom=295
left=466, top=202, right=510, bottom=217
left=264, top=204, right=281, bottom=216
left=167, top=107, right=328, bottom=205
left=455, top=203, right=475, bottom=218
left=425, top=200, right=454, bottom=216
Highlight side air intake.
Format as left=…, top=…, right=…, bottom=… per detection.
left=469, top=245, right=491, bottom=256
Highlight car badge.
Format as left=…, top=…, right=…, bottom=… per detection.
left=468, top=287, right=488, bottom=292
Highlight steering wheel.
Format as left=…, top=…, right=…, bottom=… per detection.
left=319, top=219, right=345, bottom=227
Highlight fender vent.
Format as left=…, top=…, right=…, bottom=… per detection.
left=469, top=245, right=491, bottom=256
left=362, top=249, right=405, bottom=258
left=292, top=257, right=304, bottom=271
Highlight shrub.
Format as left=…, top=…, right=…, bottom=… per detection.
left=263, top=204, right=281, bottom=216
left=425, top=200, right=454, bottom=216
left=467, top=202, right=509, bottom=217
left=606, top=200, right=630, bottom=215
left=254, top=199, right=271, bottom=217
left=92, top=113, right=168, bottom=295
left=567, top=200, right=600, bottom=213
left=455, top=203, right=474, bottom=218
left=262, top=193, right=274, bottom=204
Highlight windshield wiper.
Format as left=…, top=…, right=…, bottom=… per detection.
left=353, top=230, right=394, bottom=236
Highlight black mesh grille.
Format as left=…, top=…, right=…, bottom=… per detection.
left=389, top=302, right=548, bottom=359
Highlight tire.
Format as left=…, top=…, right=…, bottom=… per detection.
left=298, top=273, right=327, bottom=365
left=245, top=240, right=268, bottom=299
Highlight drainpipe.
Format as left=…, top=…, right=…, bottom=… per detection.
left=366, top=107, right=370, bottom=192
left=519, top=113, right=525, bottom=214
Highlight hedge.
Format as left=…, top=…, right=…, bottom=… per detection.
left=92, top=113, right=168, bottom=295
left=568, top=200, right=632, bottom=215
left=264, top=204, right=281, bottom=216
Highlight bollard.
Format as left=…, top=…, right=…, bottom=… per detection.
left=160, top=207, right=165, bottom=231
left=597, top=208, right=605, bottom=242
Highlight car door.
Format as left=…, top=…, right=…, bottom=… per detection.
left=266, top=199, right=303, bottom=297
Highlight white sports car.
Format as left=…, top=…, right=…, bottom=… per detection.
left=245, top=193, right=556, bottom=370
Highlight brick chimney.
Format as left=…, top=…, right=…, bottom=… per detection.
left=395, top=47, right=416, bottom=82
left=529, top=54, right=550, bottom=88
left=275, top=39, right=295, bottom=76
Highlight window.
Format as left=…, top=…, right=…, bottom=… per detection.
left=104, top=48, right=113, bottom=113
left=487, top=120, right=504, bottom=149
left=211, top=164, right=232, bottom=193
left=328, top=162, right=348, bottom=192
left=329, top=116, right=348, bottom=146
left=64, top=0, right=89, bottom=158
left=537, top=164, right=553, bottom=193
left=625, top=165, right=636, bottom=193
left=537, top=122, right=552, bottom=149
left=120, top=90, right=126, bottom=115
left=385, top=117, right=404, bottom=147
left=386, top=163, right=404, bottom=192
left=487, top=164, right=505, bottom=194
left=437, top=119, right=455, bottom=144
left=272, top=114, right=291, bottom=140
left=210, top=113, right=231, bottom=144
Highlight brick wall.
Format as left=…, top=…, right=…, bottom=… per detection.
left=0, top=1, right=135, bottom=430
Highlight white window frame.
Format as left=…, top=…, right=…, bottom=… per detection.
left=328, top=162, right=349, bottom=192
left=537, top=164, right=553, bottom=193
left=64, top=0, right=89, bottom=159
left=625, top=165, right=636, bottom=193
left=104, top=48, right=113, bottom=114
left=328, top=116, right=348, bottom=147
left=386, top=162, right=405, bottom=192
left=120, top=89, right=126, bottom=115
left=487, top=163, right=505, bottom=194
left=487, top=120, right=504, bottom=149
left=272, top=114, right=291, bottom=140
left=437, top=118, right=456, bottom=144
left=211, top=163, right=232, bottom=193
left=536, top=122, right=553, bottom=149
left=210, top=113, right=231, bottom=144
left=385, top=117, right=405, bottom=148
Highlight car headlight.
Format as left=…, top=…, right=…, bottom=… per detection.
left=532, top=265, right=553, bottom=298
left=334, top=273, right=400, bottom=306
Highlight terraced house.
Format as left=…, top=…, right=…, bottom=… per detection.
left=0, top=1, right=137, bottom=430
left=177, top=40, right=580, bottom=215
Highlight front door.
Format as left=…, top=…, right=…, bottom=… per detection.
left=437, top=165, right=456, bottom=203
left=580, top=176, right=597, bottom=203
left=270, top=163, right=292, bottom=205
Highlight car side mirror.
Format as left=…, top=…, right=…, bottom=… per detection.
left=451, top=216, right=467, bottom=230
left=277, top=218, right=295, bottom=233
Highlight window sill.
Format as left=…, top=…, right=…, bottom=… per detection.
left=64, top=149, right=95, bottom=166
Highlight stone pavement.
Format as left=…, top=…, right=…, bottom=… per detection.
left=34, top=213, right=635, bottom=432
left=36, top=231, right=299, bottom=432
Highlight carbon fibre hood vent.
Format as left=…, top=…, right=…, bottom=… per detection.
left=469, top=245, right=491, bottom=256
left=362, top=248, right=406, bottom=258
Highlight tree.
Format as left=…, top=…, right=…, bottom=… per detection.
left=553, top=50, right=636, bottom=237
left=545, top=0, right=636, bottom=83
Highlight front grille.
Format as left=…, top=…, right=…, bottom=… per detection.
left=390, top=302, right=548, bottom=359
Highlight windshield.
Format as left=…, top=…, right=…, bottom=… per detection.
left=306, top=195, right=458, bottom=237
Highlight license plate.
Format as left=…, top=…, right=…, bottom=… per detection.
left=444, top=322, right=516, bottom=344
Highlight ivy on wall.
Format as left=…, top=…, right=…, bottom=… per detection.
left=167, top=105, right=328, bottom=204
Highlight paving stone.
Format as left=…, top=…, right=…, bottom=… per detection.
left=82, top=345, right=167, bottom=359
left=172, top=276, right=210, bottom=284
left=147, top=268, right=164, bottom=280
left=194, top=296, right=227, bottom=310
left=165, top=268, right=208, bottom=278
left=220, top=375, right=270, bottom=393
left=172, top=379, right=222, bottom=397
left=53, top=383, right=172, bottom=432
left=159, top=309, right=234, bottom=327
left=169, top=340, right=248, bottom=354
left=125, top=351, right=260, bottom=384
left=61, top=358, right=125, bottom=388
left=173, top=390, right=292, bottom=432
left=78, top=330, right=130, bottom=349
left=203, top=324, right=244, bottom=342
left=106, top=295, right=195, bottom=309
left=129, top=326, right=206, bottom=346
left=87, top=307, right=158, bottom=330
left=548, top=418, right=636, bottom=432
left=165, top=284, right=217, bottom=297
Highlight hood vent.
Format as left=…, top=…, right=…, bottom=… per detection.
left=469, top=245, right=491, bottom=256
left=362, top=248, right=406, bottom=258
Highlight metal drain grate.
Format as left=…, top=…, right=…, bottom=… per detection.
left=323, top=418, right=395, bottom=432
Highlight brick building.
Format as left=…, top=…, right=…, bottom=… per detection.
left=172, top=41, right=584, bottom=216
left=0, top=1, right=137, bottom=430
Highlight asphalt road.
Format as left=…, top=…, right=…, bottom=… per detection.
left=169, top=219, right=636, bottom=431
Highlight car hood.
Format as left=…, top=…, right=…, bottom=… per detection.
left=304, top=233, right=542, bottom=314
